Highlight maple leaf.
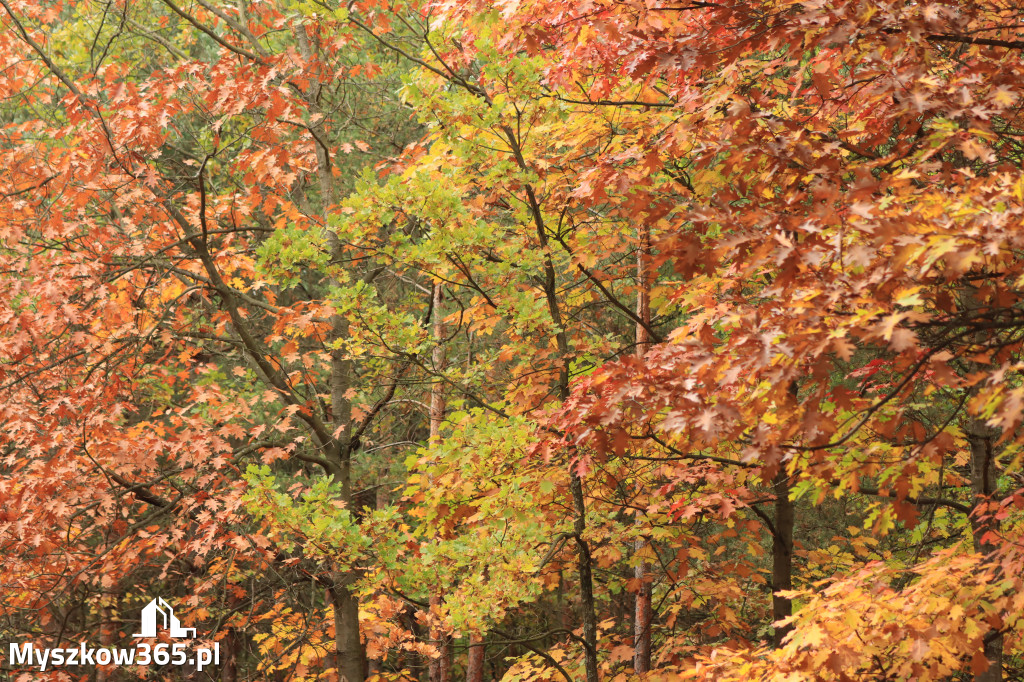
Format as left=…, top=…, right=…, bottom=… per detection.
left=888, top=327, right=917, bottom=351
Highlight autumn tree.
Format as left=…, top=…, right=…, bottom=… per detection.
left=0, top=1, right=428, bottom=679
left=4, top=0, right=1024, bottom=681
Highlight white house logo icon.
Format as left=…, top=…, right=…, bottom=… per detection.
left=133, top=598, right=196, bottom=638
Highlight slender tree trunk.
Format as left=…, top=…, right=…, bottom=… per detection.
left=466, top=634, right=485, bottom=682
left=968, top=421, right=1003, bottom=682
left=97, top=597, right=114, bottom=682
left=771, top=471, right=794, bottom=647
left=961, top=282, right=1004, bottom=682
left=633, top=535, right=653, bottom=673
left=428, top=594, right=451, bottom=682
left=634, top=223, right=651, bottom=355
left=222, top=626, right=239, bottom=682
left=633, top=222, right=653, bottom=674
left=429, top=282, right=446, bottom=444
left=502, top=123, right=598, bottom=682
left=428, top=283, right=452, bottom=682
left=571, top=473, right=600, bottom=682
left=553, top=255, right=599, bottom=682
left=327, top=248, right=363, bottom=682
left=368, top=478, right=389, bottom=679
left=291, top=26, right=365, bottom=682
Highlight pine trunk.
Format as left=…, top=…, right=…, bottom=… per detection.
left=466, top=634, right=485, bottom=682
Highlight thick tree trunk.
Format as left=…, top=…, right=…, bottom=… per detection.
left=771, top=471, right=794, bottom=647
left=331, top=581, right=365, bottom=682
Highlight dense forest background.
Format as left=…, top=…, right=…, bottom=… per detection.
left=1, top=0, right=1023, bottom=680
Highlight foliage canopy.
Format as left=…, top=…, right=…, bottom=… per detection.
left=1, top=0, right=1024, bottom=680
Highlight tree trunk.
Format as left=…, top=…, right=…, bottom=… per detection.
left=505, top=123, right=597, bottom=682
left=633, top=538, right=653, bottom=674
left=290, top=26, right=365, bottom=682
left=97, top=598, right=114, bottom=682
left=428, top=283, right=452, bottom=682
left=771, top=471, right=794, bottom=647
left=571, top=473, right=600, bottom=682
left=961, top=280, right=1005, bottom=682
left=466, top=634, right=485, bottom=682
left=968, top=422, right=1003, bottom=682
left=331, top=582, right=365, bottom=682
left=634, top=222, right=651, bottom=358
left=222, top=626, right=238, bottom=682
left=428, top=593, right=451, bottom=682
left=429, top=282, right=446, bottom=443
left=633, top=221, right=653, bottom=674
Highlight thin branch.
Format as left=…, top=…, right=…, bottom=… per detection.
left=157, top=0, right=264, bottom=63
left=854, top=483, right=972, bottom=515
left=125, top=17, right=190, bottom=61
left=488, top=628, right=574, bottom=682
left=347, top=363, right=410, bottom=451
left=927, top=34, right=1024, bottom=50
left=2, top=173, right=58, bottom=198
left=192, top=0, right=268, bottom=57
left=645, top=433, right=757, bottom=469
left=553, top=95, right=675, bottom=108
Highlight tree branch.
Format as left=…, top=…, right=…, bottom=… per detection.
left=927, top=34, right=1024, bottom=50
left=157, top=0, right=264, bottom=63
